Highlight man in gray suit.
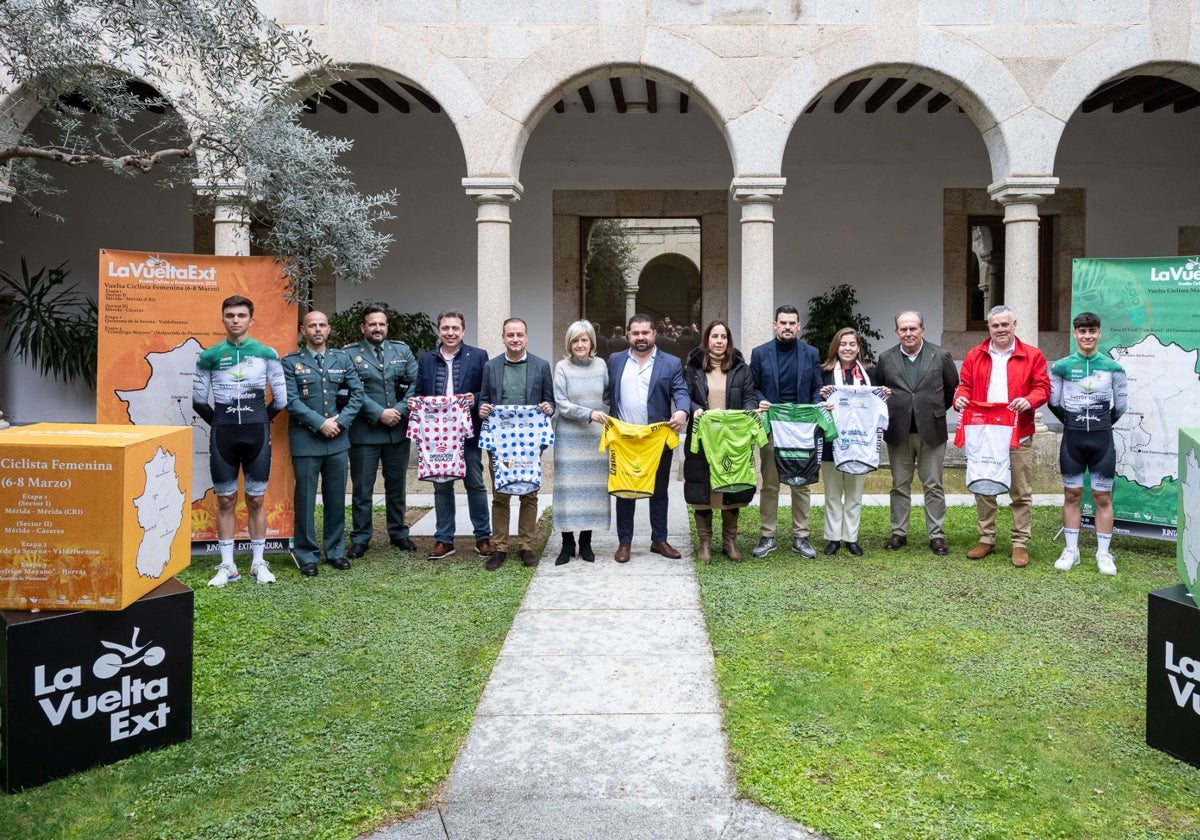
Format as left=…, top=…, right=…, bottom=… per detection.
left=873, top=311, right=959, bottom=556
left=478, top=317, right=555, bottom=571
left=344, top=305, right=420, bottom=559
left=284, top=311, right=364, bottom=576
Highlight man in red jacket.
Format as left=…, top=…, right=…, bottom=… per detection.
left=953, top=305, right=1050, bottom=568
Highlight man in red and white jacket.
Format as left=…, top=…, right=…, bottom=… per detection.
left=952, top=305, right=1050, bottom=568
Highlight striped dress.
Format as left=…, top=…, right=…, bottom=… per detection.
left=552, top=356, right=612, bottom=531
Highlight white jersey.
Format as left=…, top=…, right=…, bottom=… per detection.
left=953, top=401, right=1019, bottom=495
left=479, top=405, right=555, bottom=495
left=827, top=386, right=889, bottom=475
left=407, top=395, right=475, bottom=482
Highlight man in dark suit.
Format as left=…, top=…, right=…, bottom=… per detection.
left=605, top=313, right=690, bottom=562
left=478, top=317, right=555, bottom=570
left=410, top=309, right=492, bottom=560
left=749, top=304, right=825, bottom=559
left=283, top=310, right=364, bottom=577
left=873, top=310, right=960, bottom=555
left=344, top=304, right=420, bottom=559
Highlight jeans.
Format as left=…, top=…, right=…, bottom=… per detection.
left=432, top=441, right=490, bottom=543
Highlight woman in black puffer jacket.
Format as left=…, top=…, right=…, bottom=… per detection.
left=683, top=320, right=759, bottom=562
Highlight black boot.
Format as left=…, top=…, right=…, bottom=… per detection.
left=578, top=530, right=595, bottom=562
left=555, top=532, right=576, bottom=565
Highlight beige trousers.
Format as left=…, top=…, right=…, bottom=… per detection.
left=758, top=439, right=811, bottom=539
left=821, top=462, right=866, bottom=542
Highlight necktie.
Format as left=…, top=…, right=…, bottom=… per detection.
left=375, top=346, right=385, bottom=366
left=315, top=353, right=324, bottom=372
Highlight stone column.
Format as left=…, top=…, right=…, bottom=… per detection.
left=463, top=178, right=523, bottom=353
left=731, top=177, right=786, bottom=352
left=193, top=179, right=251, bottom=256
left=987, top=177, right=1058, bottom=348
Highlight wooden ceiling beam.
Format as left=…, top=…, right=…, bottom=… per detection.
left=896, top=83, right=932, bottom=113
left=578, top=85, right=595, bottom=113
left=1174, top=90, right=1200, bottom=113
left=865, top=77, right=906, bottom=113
left=400, top=83, right=441, bottom=113
left=646, top=79, right=658, bottom=114
left=680, top=92, right=689, bottom=114
left=331, top=80, right=379, bottom=113
left=927, top=92, right=952, bottom=113
left=360, top=77, right=410, bottom=113
left=318, top=91, right=348, bottom=114
left=834, top=78, right=870, bottom=113
left=1142, top=82, right=1194, bottom=113
left=610, top=78, right=627, bottom=114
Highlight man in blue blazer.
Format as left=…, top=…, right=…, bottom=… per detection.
left=344, top=304, right=420, bottom=558
left=749, top=304, right=825, bottom=559
left=605, top=314, right=690, bottom=563
left=478, top=317, right=555, bottom=571
left=410, top=309, right=491, bottom=560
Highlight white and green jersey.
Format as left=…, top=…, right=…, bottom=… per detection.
left=763, top=403, right=838, bottom=487
left=1048, top=351, right=1128, bottom=432
left=192, top=337, right=287, bottom=426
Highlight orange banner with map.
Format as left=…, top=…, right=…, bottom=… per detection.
left=95, top=250, right=297, bottom=546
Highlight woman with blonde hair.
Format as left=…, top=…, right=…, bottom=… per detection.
left=551, top=320, right=610, bottom=564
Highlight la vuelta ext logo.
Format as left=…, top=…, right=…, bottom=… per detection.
left=1165, top=641, right=1200, bottom=714
left=33, top=627, right=172, bottom=741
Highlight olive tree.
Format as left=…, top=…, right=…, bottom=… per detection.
left=0, top=0, right=395, bottom=303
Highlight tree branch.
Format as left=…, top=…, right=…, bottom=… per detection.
left=0, top=144, right=194, bottom=171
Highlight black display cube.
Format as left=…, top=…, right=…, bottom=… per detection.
left=0, top=578, right=193, bottom=792
left=1147, top=584, right=1200, bottom=768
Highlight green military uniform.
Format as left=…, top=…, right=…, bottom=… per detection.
left=283, top=346, right=363, bottom=569
left=344, top=338, right=419, bottom=550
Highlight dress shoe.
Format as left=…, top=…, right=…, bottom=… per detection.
left=884, top=534, right=908, bottom=550
left=966, top=541, right=995, bottom=560
left=929, top=538, right=949, bottom=556
left=824, top=540, right=840, bottom=556
left=428, top=541, right=455, bottom=560
left=347, top=543, right=368, bottom=560
left=391, top=537, right=418, bottom=552
left=650, top=541, right=682, bottom=559
left=519, top=549, right=538, bottom=567
left=792, top=537, right=817, bottom=558
left=476, top=539, right=494, bottom=556
left=300, top=563, right=318, bottom=577
left=845, top=541, right=864, bottom=556
left=614, top=543, right=631, bottom=563
left=484, top=551, right=507, bottom=571
left=325, top=557, right=351, bottom=570
left=1011, top=546, right=1030, bottom=568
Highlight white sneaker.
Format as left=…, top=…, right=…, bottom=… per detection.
left=1053, top=547, right=1080, bottom=571
left=1096, top=551, right=1117, bottom=576
left=207, top=563, right=241, bottom=587
left=250, top=559, right=276, bottom=584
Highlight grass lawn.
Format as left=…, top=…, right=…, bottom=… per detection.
left=0, top=517, right=537, bottom=840
left=699, top=505, right=1200, bottom=840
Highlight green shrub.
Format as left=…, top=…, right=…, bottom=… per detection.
left=328, top=300, right=437, bottom=352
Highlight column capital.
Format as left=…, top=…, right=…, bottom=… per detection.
left=730, top=177, right=786, bottom=205
left=191, top=178, right=249, bottom=201
left=987, top=176, right=1058, bottom=206
left=462, top=177, right=523, bottom=204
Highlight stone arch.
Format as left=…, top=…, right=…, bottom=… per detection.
left=636, top=252, right=703, bottom=328
left=760, top=27, right=1033, bottom=182
left=488, top=26, right=757, bottom=180
left=1041, top=26, right=1200, bottom=172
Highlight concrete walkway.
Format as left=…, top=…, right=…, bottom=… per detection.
left=366, top=480, right=824, bottom=840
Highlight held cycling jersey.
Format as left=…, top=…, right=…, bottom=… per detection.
left=192, top=337, right=287, bottom=426
left=763, top=403, right=839, bottom=487
left=1047, top=351, right=1128, bottom=432
left=689, top=409, right=768, bottom=493
left=954, top=401, right=1019, bottom=495
left=479, top=405, right=555, bottom=495
left=599, top=417, right=679, bottom=499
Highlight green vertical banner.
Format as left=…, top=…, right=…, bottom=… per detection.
left=1071, top=257, right=1200, bottom=540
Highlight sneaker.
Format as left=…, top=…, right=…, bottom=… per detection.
left=751, top=537, right=777, bottom=558
left=207, top=563, right=241, bottom=587
left=1096, top=551, right=1117, bottom=576
left=1053, top=547, right=1080, bottom=571
left=250, top=559, right=276, bottom=584
left=792, top=537, right=817, bottom=559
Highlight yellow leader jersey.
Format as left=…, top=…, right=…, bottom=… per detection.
left=599, top=417, right=680, bottom=499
